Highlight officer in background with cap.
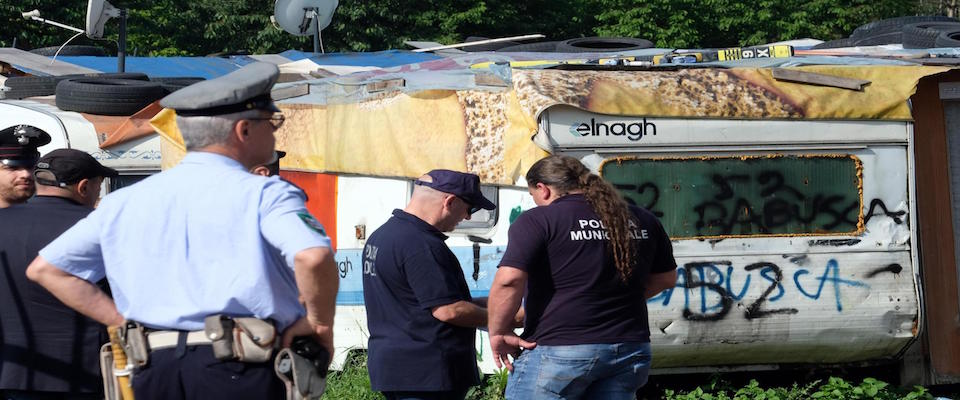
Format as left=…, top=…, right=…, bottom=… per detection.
left=361, top=169, right=500, bottom=400
left=0, top=125, right=51, bottom=208
left=26, top=62, right=339, bottom=400
left=0, top=148, right=117, bottom=400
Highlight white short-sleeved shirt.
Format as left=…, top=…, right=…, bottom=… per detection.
left=40, top=152, right=332, bottom=331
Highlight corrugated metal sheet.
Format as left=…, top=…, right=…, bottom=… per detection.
left=49, top=55, right=254, bottom=78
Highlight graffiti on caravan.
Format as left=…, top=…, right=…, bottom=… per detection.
left=569, top=118, right=657, bottom=141
left=646, top=258, right=900, bottom=321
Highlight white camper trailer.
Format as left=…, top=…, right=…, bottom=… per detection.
left=4, top=48, right=960, bottom=386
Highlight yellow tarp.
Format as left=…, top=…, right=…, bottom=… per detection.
left=152, top=65, right=949, bottom=185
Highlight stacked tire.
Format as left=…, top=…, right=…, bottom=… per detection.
left=55, top=78, right=165, bottom=116
left=492, top=37, right=653, bottom=53
left=2, top=73, right=206, bottom=115
left=2, top=72, right=148, bottom=100
left=813, top=15, right=960, bottom=49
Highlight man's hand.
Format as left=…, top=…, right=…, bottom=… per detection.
left=490, top=333, right=536, bottom=372
left=282, top=317, right=334, bottom=364
left=513, top=307, right=525, bottom=328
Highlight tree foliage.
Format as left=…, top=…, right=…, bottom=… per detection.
left=0, top=0, right=938, bottom=56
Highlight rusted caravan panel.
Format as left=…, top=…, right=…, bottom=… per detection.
left=913, top=70, right=960, bottom=382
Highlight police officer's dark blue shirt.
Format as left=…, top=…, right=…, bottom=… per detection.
left=362, top=209, right=480, bottom=392
left=0, top=196, right=106, bottom=393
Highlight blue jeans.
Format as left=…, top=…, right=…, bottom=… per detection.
left=504, top=342, right=651, bottom=400
left=382, top=387, right=470, bottom=400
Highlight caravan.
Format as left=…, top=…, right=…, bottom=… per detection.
left=3, top=48, right=960, bottom=385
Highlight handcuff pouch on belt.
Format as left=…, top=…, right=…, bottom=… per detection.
left=204, top=315, right=277, bottom=362
left=119, top=321, right=150, bottom=367
left=275, top=337, right=330, bottom=400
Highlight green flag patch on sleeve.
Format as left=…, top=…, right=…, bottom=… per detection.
left=297, top=212, right=327, bottom=236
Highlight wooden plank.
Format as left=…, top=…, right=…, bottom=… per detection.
left=365, top=78, right=405, bottom=93
left=912, top=69, right=960, bottom=378
left=271, top=84, right=309, bottom=101
left=772, top=68, right=871, bottom=90
left=473, top=72, right=508, bottom=87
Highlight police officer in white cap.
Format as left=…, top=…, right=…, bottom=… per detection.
left=26, top=62, right=338, bottom=400
left=0, top=124, right=51, bottom=208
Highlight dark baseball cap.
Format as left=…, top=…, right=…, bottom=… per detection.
left=34, top=149, right=119, bottom=187
left=414, top=169, right=496, bottom=214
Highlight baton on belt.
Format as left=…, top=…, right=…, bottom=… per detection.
left=108, top=325, right=136, bottom=400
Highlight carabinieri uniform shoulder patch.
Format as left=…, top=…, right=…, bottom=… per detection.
left=297, top=212, right=327, bottom=236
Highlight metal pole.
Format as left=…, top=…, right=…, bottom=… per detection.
left=311, top=8, right=320, bottom=54
left=118, top=8, right=126, bottom=73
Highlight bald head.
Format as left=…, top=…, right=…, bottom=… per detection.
left=404, top=174, right=472, bottom=232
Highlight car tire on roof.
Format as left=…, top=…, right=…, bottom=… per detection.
left=151, top=77, right=206, bottom=95
left=903, top=22, right=960, bottom=48
left=850, top=15, right=958, bottom=39
left=29, top=45, right=108, bottom=57
left=852, top=31, right=903, bottom=46
left=1, top=87, right=56, bottom=100
left=554, top=37, right=654, bottom=53
left=496, top=41, right=561, bottom=52
left=55, top=78, right=165, bottom=115
left=812, top=37, right=858, bottom=49
left=934, top=28, right=960, bottom=48
left=3, top=73, right=149, bottom=98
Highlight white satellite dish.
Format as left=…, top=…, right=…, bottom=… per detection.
left=274, top=0, right=338, bottom=53
left=85, top=0, right=127, bottom=72
left=85, top=0, right=119, bottom=39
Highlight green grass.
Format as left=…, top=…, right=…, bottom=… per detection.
left=325, top=353, right=943, bottom=400
left=324, top=351, right=384, bottom=400
left=324, top=351, right=507, bottom=400
left=662, top=376, right=935, bottom=400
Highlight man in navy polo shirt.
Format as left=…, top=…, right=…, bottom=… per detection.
left=362, top=169, right=496, bottom=400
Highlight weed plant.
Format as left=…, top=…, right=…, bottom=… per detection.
left=324, top=353, right=941, bottom=400
left=662, top=376, right=935, bottom=400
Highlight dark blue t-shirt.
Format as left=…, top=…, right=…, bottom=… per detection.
left=361, top=209, right=480, bottom=391
left=499, top=194, right=676, bottom=346
left=0, top=196, right=107, bottom=393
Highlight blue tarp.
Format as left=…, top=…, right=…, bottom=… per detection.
left=279, top=49, right=441, bottom=66
left=49, top=55, right=253, bottom=78
left=45, top=50, right=441, bottom=78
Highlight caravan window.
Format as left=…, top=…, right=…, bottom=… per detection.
left=455, top=185, right=498, bottom=231
left=600, top=154, right=862, bottom=238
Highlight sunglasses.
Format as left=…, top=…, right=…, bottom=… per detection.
left=456, top=195, right=482, bottom=215
left=414, top=180, right=481, bottom=214
left=248, top=114, right=285, bottom=130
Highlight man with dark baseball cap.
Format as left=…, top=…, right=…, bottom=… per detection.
left=362, top=169, right=500, bottom=400
left=0, top=124, right=52, bottom=208
left=0, top=148, right=116, bottom=399
left=413, top=169, right=497, bottom=215
left=35, top=148, right=119, bottom=207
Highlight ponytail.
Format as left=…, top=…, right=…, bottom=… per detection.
left=527, top=155, right=637, bottom=282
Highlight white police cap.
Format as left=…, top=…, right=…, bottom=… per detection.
left=159, top=62, right=281, bottom=116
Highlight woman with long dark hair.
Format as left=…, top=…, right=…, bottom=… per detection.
left=488, top=155, right=678, bottom=400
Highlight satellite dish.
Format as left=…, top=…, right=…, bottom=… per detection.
left=86, top=0, right=119, bottom=39
left=274, top=0, right=338, bottom=36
